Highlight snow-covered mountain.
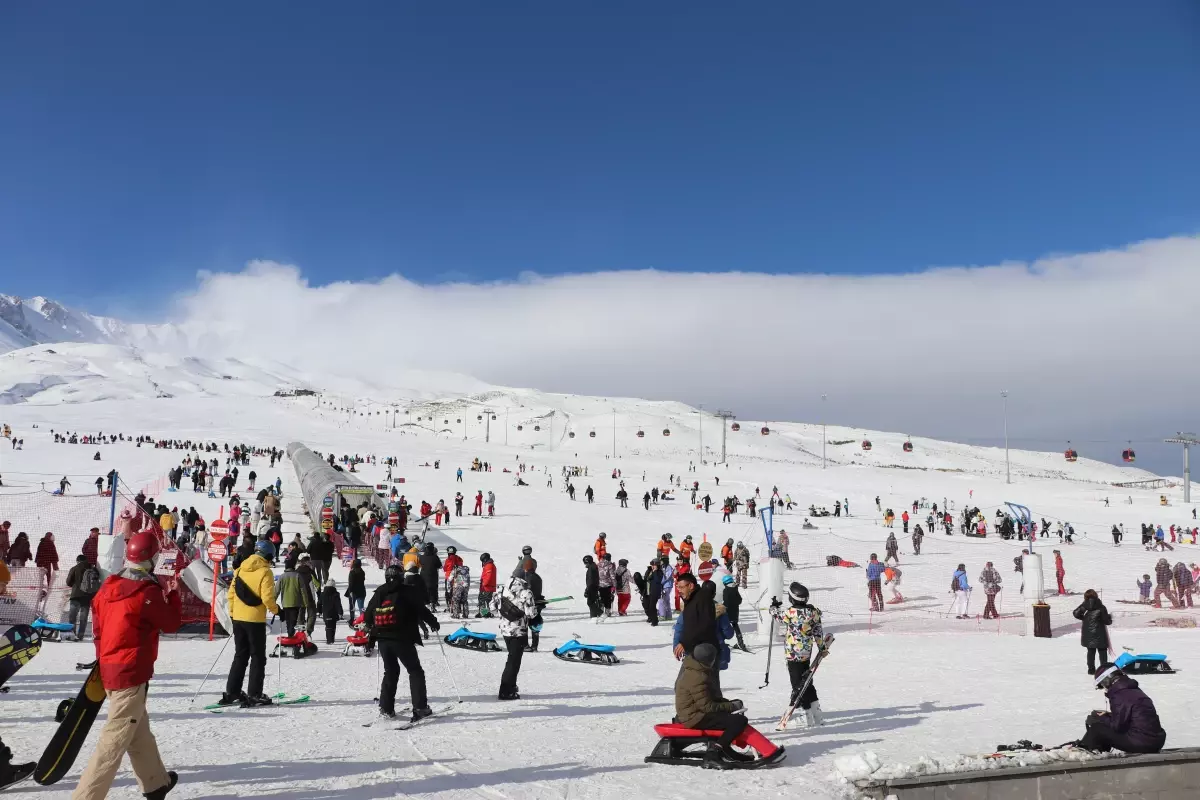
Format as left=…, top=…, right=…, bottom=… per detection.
left=0, top=294, right=187, bottom=354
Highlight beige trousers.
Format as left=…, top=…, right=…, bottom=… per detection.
left=73, top=684, right=169, bottom=800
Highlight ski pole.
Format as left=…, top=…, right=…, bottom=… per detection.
left=436, top=637, right=464, bottom=704
left=191, top=633, right=233, bottom=705
left=758, top=604, right=776, bottom=689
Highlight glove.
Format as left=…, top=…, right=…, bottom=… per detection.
left=531, top=614, right=544, bottom=628
left=729, top=699, right=744, bottom=711
left=428, top=619, right=441, bottom=633
left=770, top=597, right=782, bottom=610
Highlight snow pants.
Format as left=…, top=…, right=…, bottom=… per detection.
left=786, top=658, right=819, bottom=710
left=1079, top=721, right=1164, bottom=755
left=500, top=634, right=528, bottom=697
left=598, top=587, right=613, bottom=613
left=867, top=579, right=883, bottom=611
left=657, top=590, right=673, bottom=619
left=953, top=590, right=970, bottom=616
left=735, top=563, right=748, bottom=589
left=695, top=711, right=748, bottom=749
left=68, top=598, right=91, bottom=639
left=1153, top=586, right=1179, bottom=607
left=325, top=620, right=338, bottom=645
left=226, top=621, right=268, bottom=698
left=378, top=638, right=427, bottom=715
left=642, top=594, right=659, bottom=625
left=73, top=684, right=171, bottom=800
left=617, top=591, right=631, bottom=615
left=478, top=590, right=494, bottom=617
left=1056, top=571, right=1066, bottom=595
left=983, top=592, right=999, bottom=619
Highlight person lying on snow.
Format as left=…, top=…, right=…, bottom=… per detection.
left=1075, top=663, right=1166, bottom=754
left=673, top=642, right=781, bottom=769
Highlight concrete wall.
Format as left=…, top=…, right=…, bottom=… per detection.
left=857, top=748, right=1200, bottom=800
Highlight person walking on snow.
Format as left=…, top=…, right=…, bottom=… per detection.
left=865, top=554, right=885, bottom=611
left=911, top=524, right=924, bottom=555
left=734, top=542, right=750, bottom=589
left=1153, top=559, right=1179, bottom=608
left=769, top=582, right=826, bottom=727
left=1072, top=589, right=1112, bottom=675
left=1054, top=550, right=1067, bottom=595
left=884, top=565, right=903, bottom=603
left=74, top=531, right=181, bottom=800
left=615, top=558, right=633, bottom=616
left=951, top=563, right=971, bottom=618
left=657, top=558, right=676, bottom=621
left=979, top=561, right=1002, bottom=619
left=473, top=491, right=483, bottom=516
left=884, top=532, right=899, bottom=565
left=477, top=553, right=497, bottom=617
left=491, top=565, right=538, bottom=700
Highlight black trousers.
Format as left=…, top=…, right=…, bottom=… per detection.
left=501, top=633, right=527, bottom=696
left=225, top=621, right=267, bottom=697
left=786, top=658, right=819, bottom=710
left=281, top=607, right=300, bottom=637
left=378, top=638, right=428, bottom=714
left=325, top=620, right=338, bottom=645
left=598, top=587, right=613, bottom=612
left=695, top=711, right=748, bottom=748
left=643, top=595, right=659, bottom=625
left=1079, top=722, right=1165, bottom=754
left=1086, top=647, right=1104, bottom=673
left=586, top=591, right=602, bottom=617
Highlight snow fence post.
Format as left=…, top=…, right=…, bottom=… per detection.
left=1021, top=551, right=1044, bottom=636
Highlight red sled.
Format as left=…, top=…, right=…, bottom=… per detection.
left=271, top=631, right=318, bottom=659
left=645, top=723, right=786, bottom=769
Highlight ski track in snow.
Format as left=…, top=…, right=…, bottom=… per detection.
left=0, top=395, right=1197, bottom=799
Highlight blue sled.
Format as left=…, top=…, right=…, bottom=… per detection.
left=554, top=637, right=619, bottom=665
left=1114, top=652, right=1174, bottom=674
left=443, top=626, right=500, bottom=652
left=32, top=618, right=75, bottom=641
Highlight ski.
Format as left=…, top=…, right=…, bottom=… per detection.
left=394, top=702, right=459, bottom=730
left=362, top=707, right=412, bottom=728
left=777, top=634, right=834, bottom=731
left=205, top=693, right=310, bottom=713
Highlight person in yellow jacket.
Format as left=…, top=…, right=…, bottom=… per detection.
left=218, top=541, right=280, bottom=707
left=402, top=546, right=420, bottom=572
left=159, top=510, right=174, bottom=538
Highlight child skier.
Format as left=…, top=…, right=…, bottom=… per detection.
left=769, top=583, right=826, bottom=728
left=1137, top=574, right=1152, bottom=604
left=450, top=564, right=471, bottom=619
left=320, top=578, right=344, bottom=645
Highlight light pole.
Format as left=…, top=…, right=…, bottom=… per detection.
left=821, top=394, right=827, bottom=469
left=698, top=404, right=703, bottom=465
left=1001, top=390, right=1010, bottom=485
left=612, top=408, right=617, bottom=459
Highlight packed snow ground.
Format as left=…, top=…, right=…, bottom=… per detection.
left=1, top=396, right=1198, bottom=799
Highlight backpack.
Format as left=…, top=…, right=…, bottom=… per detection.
left=234, top=575, right=263, bottom=607
left=79, top=565, right=102, bottom=596
left=950, top=574, right=961, bottom=592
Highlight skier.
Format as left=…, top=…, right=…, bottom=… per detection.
left=1072, top=589, right=1112, bottom=675
left=1076, top=664, right=1166, bottom=754
left=583, top=555, right=601, bottom=618
left=477, top=553, right=496, bottom=618
left=1173, top=561, right=1194, bottom=608
left=594, top=532, right=608, bottom=559
left=473, top=491, right=483, bottom=516
left=615, top=558, right=633, bottom=615
left=901, top=510, right=909, bottom=534
left=74, top=531, right=180, bottom=800
left=884, top=532, right=899, bottom=565
left=884, top=565, right=903, bottom=603
left=911, top=524, right=924, bottom=556
left=951, top=563, right=971, bottom=618
left=320, top=578, right=344, bottom=645
left=454, top=492, right=463, bottom=517
left=275, top=557, right=310, bottom=638
left=979, top=561, right=1002, bottom=619
left=1136, top=574, right=1152, bottom=604
left=770, top=583, right=826, bottom=728
left=490, top=563, right=538, bottom=700
left=365, top=564, right=439, bottom=722
left=486, top=490, right=495, bottom=516
left=720, top=538, right=734, bottom=571
left=721, top=574, right=748, bottom=651
left=865, top=554, right=885, bottom=612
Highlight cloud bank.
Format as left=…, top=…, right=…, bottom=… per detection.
left=166, top=235, right=1200, bottom=469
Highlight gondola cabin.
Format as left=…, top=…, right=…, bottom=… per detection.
left=730, top=422, right=741, bottom=432
left=1064, top=445, right=1078, bottom=462
left=477, top=415, right=483, bottom=421
left=903, top=441, right=913, bottom=453
left=456, top=418, right=461, bottom=424
left=491, top=415, right=497, bottom=420
left=761, top=426, right=770, bottom=436
left=861, top=440, right=873, bottom=451
left=517, top=425, right=523, bottom=431
left=663, top=429, right=671, bottom=437
left=589, top=431, right=596, bottom=438
left=1123, top=448, right=1136, bottom=463
left=443, top=419, right=448, bottom=425
left=637, top=430, right=645, bottom=438
left=534, top=425, right=541, bottom=432
left=568, top=431, right=575, bottom=439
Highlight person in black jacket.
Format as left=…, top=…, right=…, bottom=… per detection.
left=345, top=558, right=367, bottom=619
left=419, top=543, right=442, bottom=611
left=523, top=558, right=546, bottom=652
left=675, top=574, right=717, bottom=659
left=320, top=579, right=344, bottom=644
left=365, top=565, right=440, bottom=722
left=721, top=574, right=747, bottom=651
left=64, top=554, right=99, bottom=640
left=1072, top=589, right=1113, bottom=675
left=583, top=555, right=601, bottom=618
left=403, top=565, right=431, bottom=641
left=638, top=561, right=662, bottom=626
left=296, top=555, right=318, bottom=635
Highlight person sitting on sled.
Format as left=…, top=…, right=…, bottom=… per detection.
left=1076, top=663, right=1166, bottom=754
left=673, top=642, right=781, bottom=769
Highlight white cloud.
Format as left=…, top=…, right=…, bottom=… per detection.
left=167, top=235, right=1200, bottom=460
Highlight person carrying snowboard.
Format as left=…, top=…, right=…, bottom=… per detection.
left=769, top=583, right=826, bottom=727
left=365, top=565, right=440, bottom=722
left=75, top=531, right=181, bottom=800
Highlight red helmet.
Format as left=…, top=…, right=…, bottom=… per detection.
left=126, top=531, right=161, bottom=562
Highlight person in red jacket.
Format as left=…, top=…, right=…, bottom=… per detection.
left=477, top=553, right=497, bottom=617
left=442, top=546, right=463, bottom=608
left=35, top=532, right=59, bottom=581
left=674, top=556, right=693, bottom=611
left=75, top=530, right=181, bottom=800
left=81, top=527, right=100, bottom=566
left=1054, top=550, right=1067, bottom=595
left=473, top=491, right=484, bottom=516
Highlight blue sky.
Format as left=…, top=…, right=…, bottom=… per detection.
left=2, top=2, right=1198, bottom=310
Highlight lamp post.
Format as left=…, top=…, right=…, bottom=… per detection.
left=821, top=393, right=827, bottom=469
left=1001, top=390, right=1010, bottom=485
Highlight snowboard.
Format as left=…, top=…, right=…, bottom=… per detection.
left=0, top=625, right=42, bottom=690
left=33, top=664, right=107, bottom=786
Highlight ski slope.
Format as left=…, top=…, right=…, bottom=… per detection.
left=0, top=395, right=1197, bottom=799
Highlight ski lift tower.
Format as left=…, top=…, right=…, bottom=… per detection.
left=715, top=410, right=736, bottom=464
left=482, top=408, right=496, bottom=444
left=1164, top=432, right=1200, bottom=503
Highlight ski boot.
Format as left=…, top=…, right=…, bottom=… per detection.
left=216, top=691, right=246, bottom=707
left=701, top=743, right=733, bottom=770
left=410, top=706, right=434, bottom=724
left=143, top=771, right=178, bottom=800
left=241, top=693, right=274, bottom=708
left=804, top=701, right=825, bottom=728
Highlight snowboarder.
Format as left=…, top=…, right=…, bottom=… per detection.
left=74, top=531, right=181, bottom=800
left=1072, top=589, right=1112, bottom=675
left=365, top=564, right=439, bottom=722
left=884, top=565, right=903, bottom=603
left=769, top=583, right=826, bottom=727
